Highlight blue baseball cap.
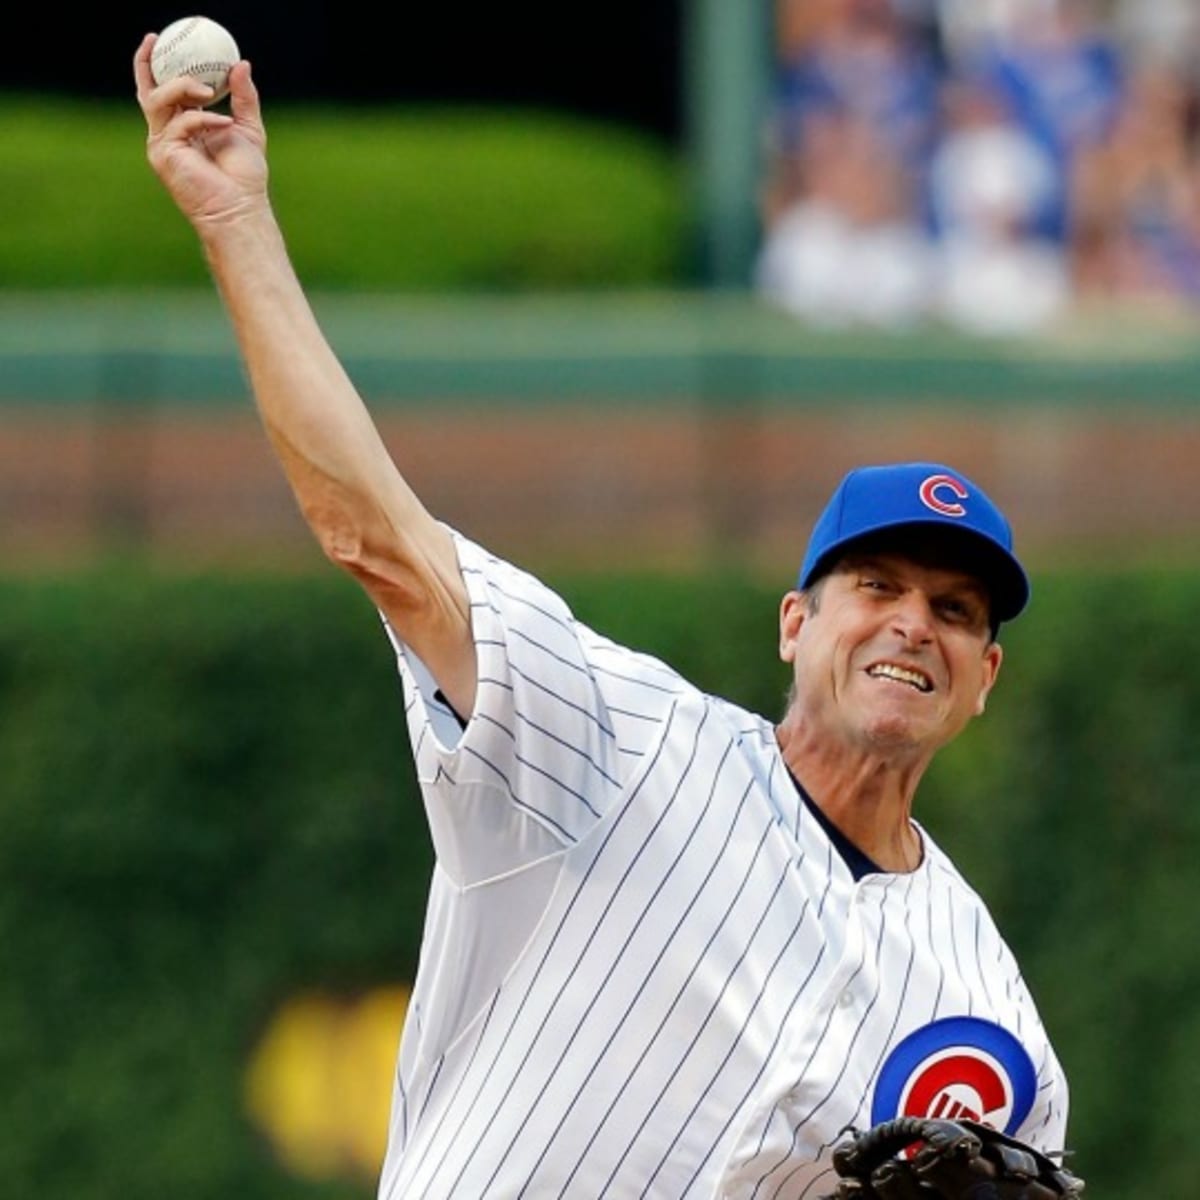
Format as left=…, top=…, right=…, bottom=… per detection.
left=798, top=463, right=1030, bottom=623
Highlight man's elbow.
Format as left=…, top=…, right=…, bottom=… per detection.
left=311, top=506, right=439, bottom=620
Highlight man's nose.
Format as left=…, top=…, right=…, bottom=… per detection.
left=890, top=590, right=936, bottom=644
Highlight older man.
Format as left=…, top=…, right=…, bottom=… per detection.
left=134, top=39, right=1069, bottom=1199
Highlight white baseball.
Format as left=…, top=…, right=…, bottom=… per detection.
left=150, top=16, right=240, bottom=104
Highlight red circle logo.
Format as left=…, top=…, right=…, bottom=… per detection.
left=900, top=1050, right=1011, bottom=1126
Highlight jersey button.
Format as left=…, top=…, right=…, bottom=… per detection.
left=838, top=989, right=854, bottom=1008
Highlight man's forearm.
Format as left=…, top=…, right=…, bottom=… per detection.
left=202, top=209, right=476, bottom=709
left=200, top=207, right=424, bottom=548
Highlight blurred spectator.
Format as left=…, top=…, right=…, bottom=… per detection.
left=756, top=106, right=935, bottom=327
left=936, top=0, right=1082, bottom=66
left=1071, top=60, right=1200, bottom=303
left=773, top=0, right=943, bottom=201
left=927, top=75, right=1071, bottom=333
left=1113, top=0, right=1200, bottom=80
left=758, top=0, right=941, bottom=327
left=891, top=0, right=949, bottom=70
left=951, top=0, right=1124, bottom=243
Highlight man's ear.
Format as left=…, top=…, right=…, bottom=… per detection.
left=974, top=640, right=1004, bottom=716
left=779, top=591, right=808, bottom=665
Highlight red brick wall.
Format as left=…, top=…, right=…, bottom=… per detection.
left=5, top=404, right=1199, bottom=576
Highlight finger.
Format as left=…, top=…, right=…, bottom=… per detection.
left=161, top=107, right=235, bottom=141
left=141, top=75, right=222, bottom=136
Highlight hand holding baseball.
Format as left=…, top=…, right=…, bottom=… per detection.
left=134, top=20, right=268, bottom=231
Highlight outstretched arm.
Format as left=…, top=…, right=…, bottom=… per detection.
left=133, top=35, right=476, bottom=717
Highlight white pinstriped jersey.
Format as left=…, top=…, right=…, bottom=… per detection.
left=377, top=533, right=1069, bottom=1200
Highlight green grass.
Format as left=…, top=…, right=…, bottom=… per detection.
left=0, top=96, right=685, bottom=289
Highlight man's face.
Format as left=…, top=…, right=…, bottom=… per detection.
left=779, top=550, right=1003, bottom=760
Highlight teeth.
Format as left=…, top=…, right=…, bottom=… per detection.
left=868, top=663, right=932, bottom=693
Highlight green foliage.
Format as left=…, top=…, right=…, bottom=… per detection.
left=0, top=571, right=422, bottom=1197
left=2, top=562, right=1198, bottom=1197
left=0, top=98, right=684, bottom=290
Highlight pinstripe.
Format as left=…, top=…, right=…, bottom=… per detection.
left=815, top=837, right=836, bottom=919
left=505, top=659, right=617, bottom=739
left=859, top=876, right=920, bottom=1081
left=948, top=882, right=970, bottom=1016
left=930, top=874, right=947, bottom=1017
left=798, top=1167, right=840, bottom=1199
left=972, top=906, right=998, bottom=1015
left=475, top=674, right=515, bottom=702
left=456, top=744, right=582, bottom=840
left=383, top=983, right=505, bottom=1197
left=587, top=637, right=683, bottom=684
left=740, top=869, right=840, bottom=1169
left=605, top=703, right=665, bottom=722
left=508, top=754, right=753, bottom=1197
left=648, top=869, right=818, bottom=1200
left=475, top=709, right=623, bottom=788
left=565, top=816, right=789, bottom=1198
left=460, top=738, right=603, bottom=819
left=663, top=881, right=838, bottom=1200
left=487, top=734, right=739, bottom=1195
left=437, top=705, right=709, bottom=1195
left=471, top=574, right=580, bottom=645
left=750, top=885, right=900, bottom=1200
left=485, top=614, right=591, bottom=678
left=407, top=700, right=686, bottom=1193
left=395, top=1082, right=408, bottom=1149
left=767, top=877, right=922, bottom=1200
left=412, top=722, right=429, bottom=763
left=590, top=660, right=684, bottom=694
left=414, top=1054, right=445, bottom=1128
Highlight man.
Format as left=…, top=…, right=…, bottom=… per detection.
left=134, top=39, right=1069, bottom=1199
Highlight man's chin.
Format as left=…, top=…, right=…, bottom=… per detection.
left=855, top=711, right=936, bottom=754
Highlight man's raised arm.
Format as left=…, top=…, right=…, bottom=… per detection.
left=133, top=36, right=476, bottom=716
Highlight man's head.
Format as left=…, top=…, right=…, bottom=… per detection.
left=779, top=463, right=1024, bottom=763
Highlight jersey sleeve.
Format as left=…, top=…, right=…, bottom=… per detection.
left=382, top=531, right=654, bottom=888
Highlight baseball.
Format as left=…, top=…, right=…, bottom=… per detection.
left=150, top=16, right=240, bottom=104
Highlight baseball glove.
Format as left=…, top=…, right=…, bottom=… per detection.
left=821, top=1116, right=1084, bottom=1199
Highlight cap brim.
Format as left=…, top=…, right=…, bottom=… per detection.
left=801, top=520, right=1030, bottom=625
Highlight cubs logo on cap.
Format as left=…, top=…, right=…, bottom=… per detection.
left=798, top=462, right=1030, bottom=623
left=919, top=473, right=969, bottom=517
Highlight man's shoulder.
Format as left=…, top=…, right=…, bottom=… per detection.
left=707, top=692, right=776, bottom=743
left=448, top=533, right=781, bottom=738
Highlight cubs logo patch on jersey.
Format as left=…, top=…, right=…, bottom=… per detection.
left=871, top=1016, right=1037, bottom=1134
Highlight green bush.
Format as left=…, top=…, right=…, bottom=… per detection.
left=0, top=97, right=684, bottom=289
left=2, top=561, right=1198, bottom=1197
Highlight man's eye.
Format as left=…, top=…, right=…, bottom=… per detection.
left=939, top=599, right=973, bottom=621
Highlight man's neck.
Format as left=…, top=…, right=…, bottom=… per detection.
left=775, top=719, right=926, bottom=874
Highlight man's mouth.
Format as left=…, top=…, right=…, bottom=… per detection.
left=866, top=662, right=934, bottom=693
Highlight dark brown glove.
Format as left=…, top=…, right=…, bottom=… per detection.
left=821, top=1116, right=1084, bottom=1199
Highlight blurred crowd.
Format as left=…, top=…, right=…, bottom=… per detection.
left=755, top=0, right=1200, bottom=334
